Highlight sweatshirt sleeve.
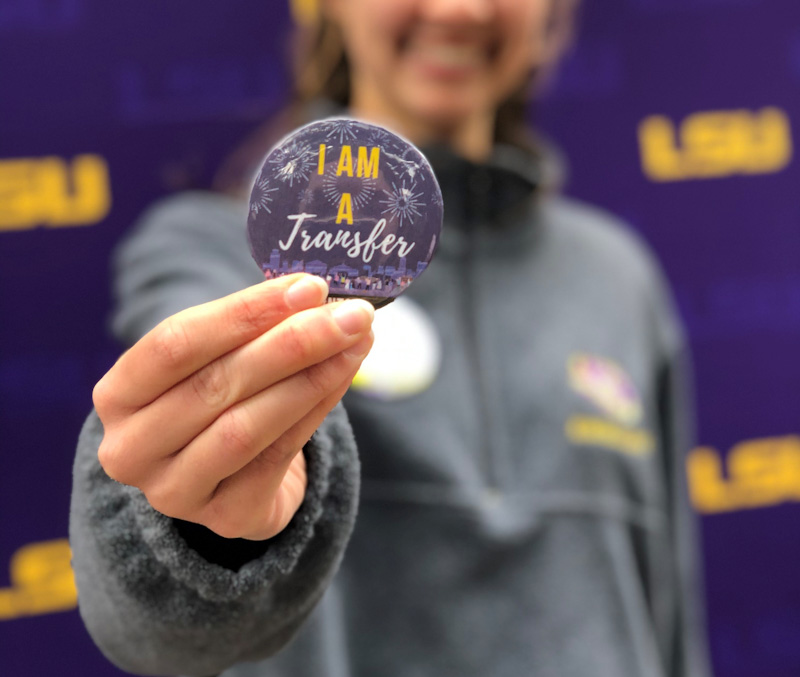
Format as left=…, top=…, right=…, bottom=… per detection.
left=69, top=192, right=361, bottom=676
left=648, top=268, right=713, bottom=677
left=109, top=191, right=266, bottom=341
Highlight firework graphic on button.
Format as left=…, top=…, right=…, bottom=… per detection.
left=247, top=118, right=443, bottom=308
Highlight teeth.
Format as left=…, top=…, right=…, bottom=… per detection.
left=411, top=43, right=484, bottom=68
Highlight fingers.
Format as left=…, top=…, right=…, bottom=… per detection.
left=130, top=333, right=373, bottom=532
left=94, top=274, right=329, bottom=417
left=197, top=363, right=364, bottom=540
left=101, top=300, right=374, bottom=483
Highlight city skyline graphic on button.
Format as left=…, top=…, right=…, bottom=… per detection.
left=247, top=118, right=443, bottom=307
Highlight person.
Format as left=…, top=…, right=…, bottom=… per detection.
left=70, top=1, right=712, bottom=676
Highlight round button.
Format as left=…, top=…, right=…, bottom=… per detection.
left=248, top=118, right=443, bottom=308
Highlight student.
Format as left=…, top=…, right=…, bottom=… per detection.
left=71, top=1, right=711, bottom=675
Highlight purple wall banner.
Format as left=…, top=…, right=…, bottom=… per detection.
left=1, top=1, right=798, bottom=676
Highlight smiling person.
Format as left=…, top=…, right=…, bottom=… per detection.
left=70, top=1, right=711, bottom=676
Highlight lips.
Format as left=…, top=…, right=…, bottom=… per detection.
left=402, top=32, right=493, bottom=78
left=409, top=42, right=485, bottom=68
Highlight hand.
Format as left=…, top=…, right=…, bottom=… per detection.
left=93, top=274, right=374, bottom=541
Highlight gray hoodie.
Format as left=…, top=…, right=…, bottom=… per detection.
left=70, top=145, right=711, bottom=677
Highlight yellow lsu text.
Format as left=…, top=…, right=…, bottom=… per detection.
left=0, top=539, right=77, bottom=621
left=688, top=435, right=800, bottom=514
left=565, top=415, right=654, bottom=456
left=0, top=154, right=111, bottom=231
left=639, top=107, right=792, bottom=181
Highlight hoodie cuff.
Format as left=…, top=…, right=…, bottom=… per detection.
left=76, top=406, right=351, bottom=604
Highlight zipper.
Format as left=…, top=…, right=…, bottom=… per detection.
left=459, top=171, right=498, bottom=494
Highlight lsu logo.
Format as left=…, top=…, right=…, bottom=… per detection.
left=639, top=107, right=792, bottom=181
left=0, top=540, right=77, bottom=621
left=568, top=354, right=642, bottom=426
left=565, top=416, right=654, bottom=456
left=688, top=435, right=800, bottom=514
left=687, top=435, right=800, bottom=514
left=566, top=355, right=652, bottom=456
left=0, top=154, right=111, bottom=231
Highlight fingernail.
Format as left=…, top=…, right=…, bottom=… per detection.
left=286, top=276, right=328, bottom=310
left=332, top=300, right=374, bottom=336
left=344, top=331, right=374, bottom=358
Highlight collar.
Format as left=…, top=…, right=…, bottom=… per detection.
left=422, top=142, right=543, bottom=233
left=304, top=99, right=566, bottom=245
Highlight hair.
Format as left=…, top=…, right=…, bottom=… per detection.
left=214, top=0, right=579, bottom=195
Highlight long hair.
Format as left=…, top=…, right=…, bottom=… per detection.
left=214, top=0, right=579, bottom=195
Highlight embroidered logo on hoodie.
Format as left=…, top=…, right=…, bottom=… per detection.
left=565, top=354, right=653, bottom=456
left=568, top=353, right=642, bottom=426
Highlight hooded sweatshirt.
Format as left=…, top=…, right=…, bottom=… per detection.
left=70, top=141, right=711, bottom=677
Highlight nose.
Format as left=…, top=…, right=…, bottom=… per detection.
left=418, top=0, right=495, bottom=23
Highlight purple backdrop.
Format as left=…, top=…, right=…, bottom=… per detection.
left=1, top=1, right=798, bottom=675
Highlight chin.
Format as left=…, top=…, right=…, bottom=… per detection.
left=403, top=90, right=493, bottom=133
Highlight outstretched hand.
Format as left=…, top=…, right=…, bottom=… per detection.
left=93, top=274, right=374, bottom=541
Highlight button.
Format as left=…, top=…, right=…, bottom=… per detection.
left=247, top=118, right=444, bottom=309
